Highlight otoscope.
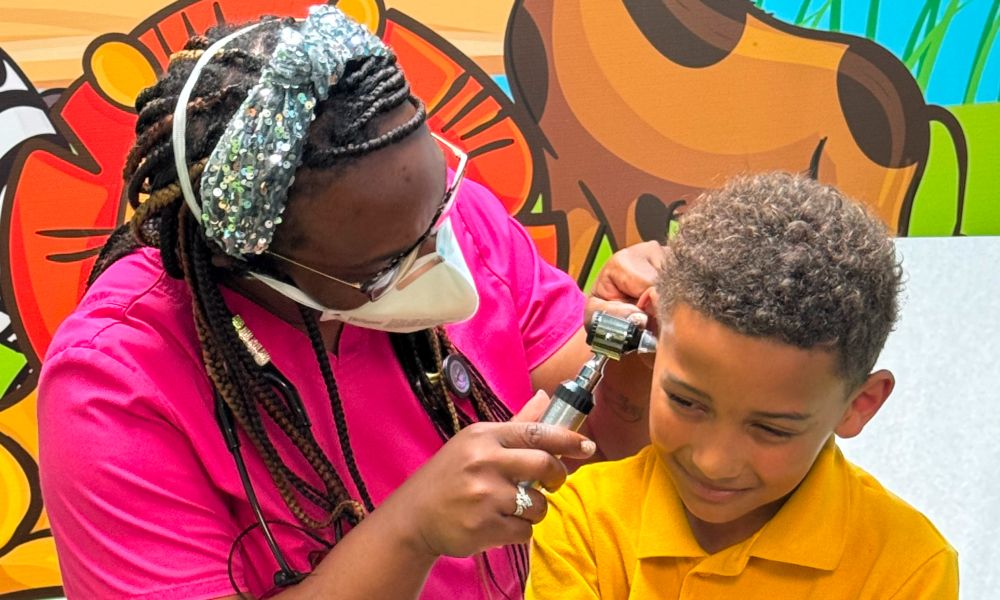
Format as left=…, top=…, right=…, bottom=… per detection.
left=535, top=310, right=658, bottom=441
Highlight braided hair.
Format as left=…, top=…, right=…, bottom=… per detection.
left=91, top=16, right=527, bottom=593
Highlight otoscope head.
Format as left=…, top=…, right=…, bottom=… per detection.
left=637, top=329, right=658, bottom=355
left=586, top=311, right=658, bottom=360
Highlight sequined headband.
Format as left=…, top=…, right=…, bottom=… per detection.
left=172, top=4, right=389, bottom=257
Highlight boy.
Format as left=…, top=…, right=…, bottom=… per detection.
left=527, top=173, right=958, bottom=599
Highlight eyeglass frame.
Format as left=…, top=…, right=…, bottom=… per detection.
left=266, top=132, right=469, bottom=303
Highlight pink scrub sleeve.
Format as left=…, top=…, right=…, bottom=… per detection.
left=449, top=179, right=585, bottom=376
left=38, top=345, right=242, bottom=599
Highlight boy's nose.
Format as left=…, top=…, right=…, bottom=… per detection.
left=689, top=438, right=744, bottom=483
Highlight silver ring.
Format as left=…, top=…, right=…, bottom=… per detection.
left=513, top=484, right=533, bottom=517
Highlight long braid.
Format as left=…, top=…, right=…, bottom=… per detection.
left=92, top=14, right=528, bottom=593
left=297, top=307, right=378, bottom=513
left=186, top=207, right=365, bottom=527
left=131, top=161, right=204, bottom=243
left=126, top=87, right=245, bottom=190
left=179, top=212, right=311, bottom=525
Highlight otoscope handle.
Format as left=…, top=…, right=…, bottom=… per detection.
left=522, top=381, right=593, bottom=490
left=519, top=312, right=657, bottom=493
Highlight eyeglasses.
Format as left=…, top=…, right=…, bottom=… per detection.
left=267, top=133, right=468, bottom=303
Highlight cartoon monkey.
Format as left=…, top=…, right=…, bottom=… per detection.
left=505, top=0, right=967, bottom=281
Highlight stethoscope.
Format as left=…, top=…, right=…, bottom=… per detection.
left=213, top=316, right=475, bottom=593
left=213, top=361, right=338, bottom=591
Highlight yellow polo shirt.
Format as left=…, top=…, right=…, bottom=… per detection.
left=528, top=441, right=957, bottom=599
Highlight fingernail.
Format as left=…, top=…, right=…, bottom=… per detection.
left=581, top=440, right=597, bottom=456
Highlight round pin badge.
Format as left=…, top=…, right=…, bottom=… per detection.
left=442, top=354, right=472, bottom=398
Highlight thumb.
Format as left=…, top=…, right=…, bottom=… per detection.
left=511, top=389, right=551, bottom=423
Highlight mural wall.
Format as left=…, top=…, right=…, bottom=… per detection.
left=1, top=0, right=997, bottom=596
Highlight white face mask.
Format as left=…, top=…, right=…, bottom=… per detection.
left=252, top=218, right=480, bottom=333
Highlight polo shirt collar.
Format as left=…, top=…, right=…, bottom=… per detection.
left=635, top=437, right=851, bottom=574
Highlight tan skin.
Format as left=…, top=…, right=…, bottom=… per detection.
left=650, top=302, right=894, bottom=554
left=210, top=103, right=661, bottom=600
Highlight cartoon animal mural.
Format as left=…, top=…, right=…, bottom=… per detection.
left=505, top=0, right=971, bottom=280
left=0, top=0, right=998, bottom=596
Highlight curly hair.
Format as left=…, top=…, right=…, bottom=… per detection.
left=657, top=172, right=904, bottom=388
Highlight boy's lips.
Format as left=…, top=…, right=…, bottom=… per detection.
left=674, top=459, right=752, bottom=504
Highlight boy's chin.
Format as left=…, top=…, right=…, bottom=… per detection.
left=680, top=487, right=793, bottom=529
left=680, top=493, right=757, bottom=525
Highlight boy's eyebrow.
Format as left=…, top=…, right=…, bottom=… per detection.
left=662, top=373, right=815, bottom=421
left=749, top=410, right=814, bottom=421
left=662, top=373, right=713, bottom=401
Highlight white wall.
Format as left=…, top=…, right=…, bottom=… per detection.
left=839, top=236, right=1000, bottom=600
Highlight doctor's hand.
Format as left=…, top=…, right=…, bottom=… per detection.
left=511, top=389, right=551, bottom=423
left=382, top=420, right=595, bottom=560
left=585, top=240, right=665, bottom=336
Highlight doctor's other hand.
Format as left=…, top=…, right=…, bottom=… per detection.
left=585, top=241, right=666, bottom=335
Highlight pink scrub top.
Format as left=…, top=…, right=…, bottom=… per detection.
left=38, top=178, right=586, bottom=600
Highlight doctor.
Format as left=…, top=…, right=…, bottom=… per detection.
left=38, top=6, right=661, bottom=600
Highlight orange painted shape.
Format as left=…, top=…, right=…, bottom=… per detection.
left=465, top=120, right=533, bottom=216
left=526, top=224, right=558, bottom=267
left=157, top=10, right=200, bottom=55
left=427, top=77, right=484, bottom=127
left=444, top=96, right=500, bottom=140
left=9, top=159, right=113, bottom=357
left=427, top=82, right=532, bottom=215
left=138, top=30, right=170, bottom=68
left=0, top=537, right=62, bottom=593
left=383, top=20, right=461, bottom=111
left=7, top=84, right=134, bottom=359
left=384, top=18, right=534, bottom=217
left=134, top=0, right=320, bottom=70
left=0, top=391, right=39, bottom=460
left=213, top=0, right=314, bottom=25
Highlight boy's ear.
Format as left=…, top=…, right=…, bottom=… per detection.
left=835, top=370, right=895, bottom=439
left=637, top=287, right=661, bottom=336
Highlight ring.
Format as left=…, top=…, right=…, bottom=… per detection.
left=513, top=484, right=533, bottom=517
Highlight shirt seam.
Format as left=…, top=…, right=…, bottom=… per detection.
left=454, top=200, right=517, bottom=303
left=886, top=547, right=954, bottom=600
left=50, top=270, right=208, bottom=433
left=524, top=303, right=584, bottom=371
left=77, top=267, right=168, bottom=348
left=119, top=273, right=210, bottom=389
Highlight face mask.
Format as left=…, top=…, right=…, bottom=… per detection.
left=252, top=217, right=480, bottom=333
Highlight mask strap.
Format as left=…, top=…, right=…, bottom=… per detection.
left=172, top=24, right=262, bottom=222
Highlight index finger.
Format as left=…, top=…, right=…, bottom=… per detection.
left=492, top=422, right=596, bottom=460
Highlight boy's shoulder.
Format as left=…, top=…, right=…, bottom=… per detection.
left=547, top=445, right=660, bottom=540
left=560, top=445, right=659, bottom=501
left=539, top=446, right=661, bottom=573
left=844, top=457, right=955, bottom=558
